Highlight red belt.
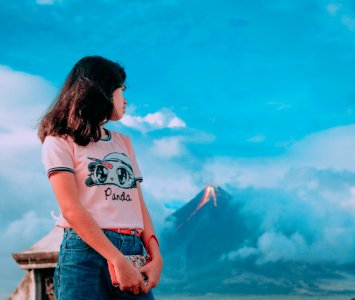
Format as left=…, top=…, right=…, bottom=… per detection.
left=106, top=228, right=142, bottom=237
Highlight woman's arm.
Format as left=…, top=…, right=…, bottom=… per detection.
left=136, top=181, right=163, bottom=290
left=136, top=181, right=163, bottom=260
left=49, top=171, right=148, bottom=294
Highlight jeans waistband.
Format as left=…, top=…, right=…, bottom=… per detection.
left=64, top=228, right=143, bottom=238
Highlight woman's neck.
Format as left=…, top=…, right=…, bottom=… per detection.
left=100, top=126, right=107, bottom=138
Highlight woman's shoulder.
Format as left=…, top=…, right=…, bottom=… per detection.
left=109, top=129, right=135, bottom=151
left=109, top=129, right=130, bottom=141
left=42, top=134, right=74, bottom=147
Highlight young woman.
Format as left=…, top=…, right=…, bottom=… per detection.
left=38, top=55, right=163, bottom=299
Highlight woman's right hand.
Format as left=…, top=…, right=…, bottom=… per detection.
left=113, top=258, right=148, bottom=295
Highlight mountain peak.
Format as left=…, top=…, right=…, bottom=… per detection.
left=176, top=185, right=219, bottom=229
left=196, top=185, right=218, bottom=210
left=165, top=185, right=232, bottom=231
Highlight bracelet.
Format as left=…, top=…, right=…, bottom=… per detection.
left=144, top=234, right=160, bottom=250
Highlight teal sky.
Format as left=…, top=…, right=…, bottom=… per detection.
left=1, top=0, right=355, bottom=157
left=1, top=0, right=355, bottom=297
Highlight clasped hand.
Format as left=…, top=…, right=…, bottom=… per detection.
left=114, top=259, right=148, bottom=295
left=114, top=256, right=163, bottom=295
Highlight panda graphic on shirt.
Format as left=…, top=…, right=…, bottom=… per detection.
left=85, top=152, right=137, bottom=189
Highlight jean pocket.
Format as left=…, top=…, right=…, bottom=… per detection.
left=63, top=232, right=91, bottom=252
left=120, top=236, right=144, bottom=255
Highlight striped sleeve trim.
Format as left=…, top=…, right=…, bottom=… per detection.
left=47, top=167, right=75, bottom=176
left=135, top=177, right=143, bottom=183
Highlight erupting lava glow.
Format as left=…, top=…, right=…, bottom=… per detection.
left=194, top=185, right=217, bottom=212
left=177, top=185, right=217, bottom=229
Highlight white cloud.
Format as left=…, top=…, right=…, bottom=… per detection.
left=148, top=130, right=214, bottom=159
left=340, top=186, right=355, bottom=215
left=222, top=207, right=355, bottom=265
left=247, top=134, right=266, bottom=143
left=221, top=247, right=258, bottom=261
left=5, top=211, right=53, bottom=239
left=138, top=155, right=202, bottom=235
left=0, top=128, right=38, bottom=148
left=267, top=101, right=291, bottom=111
left=341, top=15, right=355, bottom=31
left=36, top=0, right=62, bottom=5
left=202, top=157, right=284, bottom=188
left=0, top=65, right=57, bottom=176
left=325, top=3, right=355, bottom=31
left=202, top=124, right=355, bottom=189
left=0, top=67, right=59, bottom=295
left=255, top=227, right=355, bottom=264
left=1, top=212, right=52, bottom=298
left=223, top=164, right=355, bottom=265
left=256, top=231, right=307, bottom=263
left=150, top=136, right=187, bottom=158
left=317, top=273, right=355, bottom=292
left=326, top=3, right=342, bottom=16
left=136, top=138, right=202, bottom=203
left=121, top=109, right=186, bottom=132
left=132, top=129, right=215, bottom=227
left=142, top=162, right=201, bottom=202
left=196, top=125, right=355, bottom=266
left=0, top=66, right=55, bottom=128
left=168, top=116, right=186, bottom=128
left=0, top=127, right=43, bottom=175
left=4, top=211, right=54, bottom=250
left=287, top=124, right=355, bottom=171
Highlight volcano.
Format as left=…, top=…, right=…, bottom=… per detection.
left=162, top=185, right=249, bottom=259
left=156, top=185, right=355, bottom=297
left=159, top=185, right=252, bottom=294
left=166, top=185, right=232, bottom=229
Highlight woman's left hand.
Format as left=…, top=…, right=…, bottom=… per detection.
left=139, top=256, right=163, bottom=292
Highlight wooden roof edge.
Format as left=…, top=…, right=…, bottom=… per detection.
left=12, top=251, right=58, bottom=269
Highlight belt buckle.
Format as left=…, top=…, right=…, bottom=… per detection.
left=123, top=229, right=131, bottom=235
left=118, top=228, right=140, bottom=236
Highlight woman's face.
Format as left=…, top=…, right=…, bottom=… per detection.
left=110, top=85, right=127, bottom=121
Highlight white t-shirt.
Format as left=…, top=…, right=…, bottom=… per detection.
left=41, top=128, right=144, bottom=230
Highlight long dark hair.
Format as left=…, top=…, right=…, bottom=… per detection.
left=38, top=55, right=126, bottom=146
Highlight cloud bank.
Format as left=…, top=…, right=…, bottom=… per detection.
left=121, top=110, right=186, bottom=132
left=209, top=125, right=355, bottom=265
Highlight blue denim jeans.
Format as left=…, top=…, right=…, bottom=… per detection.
left=54, top=229, right=155, bottom=300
